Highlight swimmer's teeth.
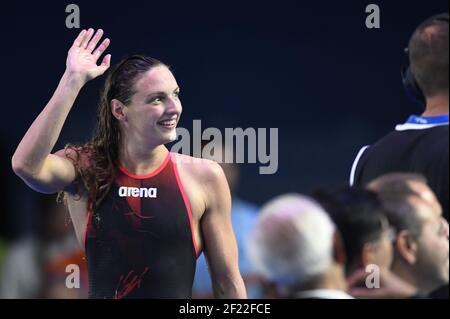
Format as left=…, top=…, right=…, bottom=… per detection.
left=159, top=120, right=176, bottom=126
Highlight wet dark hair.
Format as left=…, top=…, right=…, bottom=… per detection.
left=58, top=55, right=166, bottom=212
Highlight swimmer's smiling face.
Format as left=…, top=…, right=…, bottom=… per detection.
left=114, top=65, right=182, bottom=147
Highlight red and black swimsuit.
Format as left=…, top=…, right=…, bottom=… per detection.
left=84, top=152, right=199, bottom=299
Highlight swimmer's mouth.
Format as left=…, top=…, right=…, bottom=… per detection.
left=157, top=119, right=177, bottom=128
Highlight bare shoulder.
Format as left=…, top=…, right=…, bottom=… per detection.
left=172, top=153, right=226, bottom=185
left=172, top=153, right=230, bottom=213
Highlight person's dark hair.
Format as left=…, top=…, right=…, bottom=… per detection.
left=409, top=13, right=449, bottom=97
left=368, top=173, right=427, bottom=239
left=58, top=55, right=166, bottom=213
left=368, top=173, right=428, bottom=195
left=313, top=187, right=388, bottom=273
left=378, top=195, right=423, bottom=240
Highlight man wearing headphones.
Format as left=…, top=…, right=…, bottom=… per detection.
left=350, top=13, right=449, bottom=221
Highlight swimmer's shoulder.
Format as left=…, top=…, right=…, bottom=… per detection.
left=171, top=152, right=226, bottom=186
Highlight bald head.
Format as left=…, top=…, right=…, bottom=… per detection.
left=247, top=194, right=336, bottom=286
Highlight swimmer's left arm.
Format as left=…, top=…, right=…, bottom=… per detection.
left=200, top=162, right=247, bottom=299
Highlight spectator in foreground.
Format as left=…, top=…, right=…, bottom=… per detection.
left=247, top=194, right=352, bottom=299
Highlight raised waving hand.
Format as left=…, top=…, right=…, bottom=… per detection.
left=66, top=28, right=111, bottom=83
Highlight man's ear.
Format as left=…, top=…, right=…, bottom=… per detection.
left=111, top=99, right=127, bottom=121
left=333, top=230, right=347, bottom=267
left=395, top=230, right=418, bottom=265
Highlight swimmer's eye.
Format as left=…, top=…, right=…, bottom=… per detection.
left=148, top=96, right=164, bottom=105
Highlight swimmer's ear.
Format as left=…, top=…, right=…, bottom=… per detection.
left=111, top=99, right=127, bottom=121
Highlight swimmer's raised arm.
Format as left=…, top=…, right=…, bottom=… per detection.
left=12, top=28, right=110, bottom=194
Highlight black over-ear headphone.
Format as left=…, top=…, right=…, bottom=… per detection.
left=401, top=13, right=449, bottom=105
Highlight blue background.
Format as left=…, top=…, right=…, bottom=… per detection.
left=0, top=0, right=448, bottom=238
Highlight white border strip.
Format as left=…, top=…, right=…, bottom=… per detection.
left=395, top=122, right=449, bottom=131
left=349, top=145, right=370, bottom=186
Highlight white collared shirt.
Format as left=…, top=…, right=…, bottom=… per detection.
left=294, top=289, right=354, bottom=299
